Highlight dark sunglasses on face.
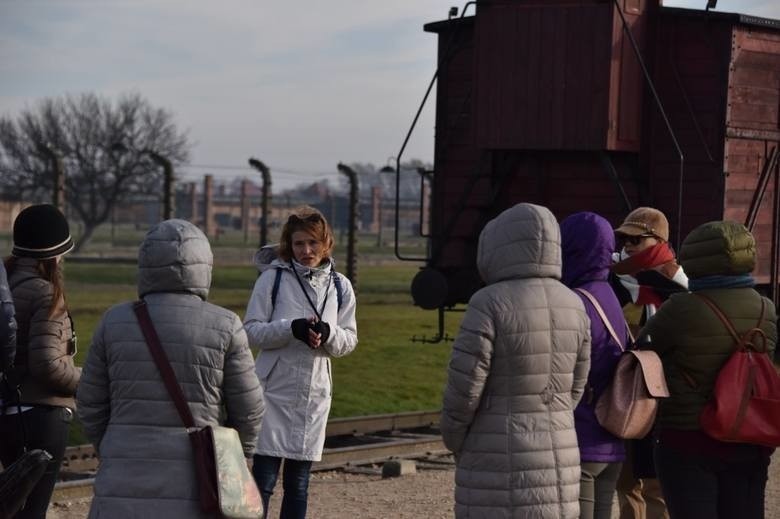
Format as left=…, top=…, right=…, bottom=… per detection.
left=622, top=234, right=655, bottom=246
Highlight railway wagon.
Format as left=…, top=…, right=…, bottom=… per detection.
left=396, top=0, right=780, bottom=338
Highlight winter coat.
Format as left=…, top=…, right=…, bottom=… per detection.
left=77, top=219, right=264, bottom=519
left=0, top=262, right=16, bottom=373
left=641, top=221, right=777, bottom=431
left=244, top=258, right=357, bottom=461
left=560, top=212, right=627, bottom=463
left=440, top=203, right=591, bottom=519
left=6, top=257, right=79, bottom=409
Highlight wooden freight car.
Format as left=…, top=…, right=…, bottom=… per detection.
left=392, top=1, right=780, bottom=341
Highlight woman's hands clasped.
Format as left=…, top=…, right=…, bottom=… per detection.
left=291, top=317, right=331, bottom=349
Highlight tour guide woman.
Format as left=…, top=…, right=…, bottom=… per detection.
left=244, top=205, right=358, bottom=518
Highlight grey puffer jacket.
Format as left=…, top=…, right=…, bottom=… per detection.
left=441, top=203, right=591, bottom=519
left=77, top=219, right=264, bottom=519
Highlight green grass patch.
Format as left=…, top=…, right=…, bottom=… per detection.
left=63, top=260, right=462, bottom=445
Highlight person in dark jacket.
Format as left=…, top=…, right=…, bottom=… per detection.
left=610, top=207, right=687, bottom=519
left=641, top=220, right=776, bottom=519
left=0, top=261, right=17, bottom=375
left=561, top=212, right=628, bottom=519
left=0, top=204, right=79, bottom=519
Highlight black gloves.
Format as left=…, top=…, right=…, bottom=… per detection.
left=312, top=321, right=330, bottom=344
left=290, top=318, right=331, bottom=347
left=291, top=319, right=310, bottom=344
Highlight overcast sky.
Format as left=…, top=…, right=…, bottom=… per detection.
left=1, top=0, right=778, bottom=189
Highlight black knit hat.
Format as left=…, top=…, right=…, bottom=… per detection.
left=12, top=204, right=74, bottom=260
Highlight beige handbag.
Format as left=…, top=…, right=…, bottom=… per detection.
left=576, top=289, right=670, bottom=439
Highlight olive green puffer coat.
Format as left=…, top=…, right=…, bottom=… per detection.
left=642, top=221, right=777, bottom=430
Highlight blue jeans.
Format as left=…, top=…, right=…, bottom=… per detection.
left=252, top=455, right=313, bottom=519
left=0, top=406, right=72, bottom=519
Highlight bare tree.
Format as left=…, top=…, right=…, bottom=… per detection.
left=0, top=92, right=191, bottom=250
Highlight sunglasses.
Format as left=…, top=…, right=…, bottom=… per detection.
left=287, top=213, right=323, bottom=225
left=622, top=234, right=656, bottom=246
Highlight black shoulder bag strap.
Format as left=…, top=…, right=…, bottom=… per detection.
left=132, top=300, right=196, bottom=430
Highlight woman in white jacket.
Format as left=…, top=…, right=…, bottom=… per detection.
left=244, top=206, right=358, bottom=519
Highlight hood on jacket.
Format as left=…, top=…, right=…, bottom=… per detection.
left=477, top=203, right=561, bottom=285
left=560, top=212, right=615, bottom=287
left=253, top=243, right=280, bottom=273
left=137, top=219, right=213, bottom=299
left=679, top=220, right=756, bottom=279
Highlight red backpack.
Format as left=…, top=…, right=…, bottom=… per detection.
left=696, top=293, right=780, bottom=447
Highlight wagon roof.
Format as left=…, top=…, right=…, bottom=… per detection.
left=656, top=6, right=778, bottom=31
left=423, top=8, right=780, bottom=33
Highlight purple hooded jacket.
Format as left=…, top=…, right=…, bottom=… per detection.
left=561, top=212, right=626, bottom=463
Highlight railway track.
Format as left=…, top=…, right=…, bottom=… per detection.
left=53, top=410, right=446, bottom=502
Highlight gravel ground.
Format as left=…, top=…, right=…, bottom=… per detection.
left=48, top=451, right=780, bottom=518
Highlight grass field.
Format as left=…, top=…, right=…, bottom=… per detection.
left=63, top=257, right=463, bottom=445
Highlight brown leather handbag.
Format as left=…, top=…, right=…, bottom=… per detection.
left=576, top=289, right=670, bottom=439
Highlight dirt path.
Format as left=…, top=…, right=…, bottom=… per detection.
left=48, top=451, right=780, bottom=518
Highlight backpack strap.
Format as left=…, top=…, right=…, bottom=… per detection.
left=332, top=271, right=343, bottom=312
left=575, top=288, right=626, bottom=351
left=270, top=267, right=284, bottom=311
left=695, top=293, right=767, bottom=353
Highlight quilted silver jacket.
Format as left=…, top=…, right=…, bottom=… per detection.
left=77, top=220, right=264, bottom=518
left=440, top=203, right=591, bottom=519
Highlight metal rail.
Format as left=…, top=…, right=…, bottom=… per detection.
left=390, top=1, right=476, bottom=262
left=52, top=411, right=443, bottom=502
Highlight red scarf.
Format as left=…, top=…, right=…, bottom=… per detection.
left=612, top=242, right=680, bottom=307
left=611, top=242, right=676, bottom=276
